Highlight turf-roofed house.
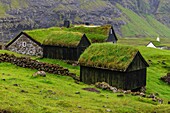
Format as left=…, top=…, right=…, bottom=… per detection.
left=69, top=25, right=118, bottom=43
left=79, top=43, right=149, bottom=90
left=106, top=26, right=118, bottom=43
left=5, top=27, right=91, bottom=61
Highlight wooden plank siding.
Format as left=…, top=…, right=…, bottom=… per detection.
left=43, top=34, right=91, bottom=61
left=43, top=45, right=79, bottom=61
left=125, top=69, right=146, bottom=90
left=80, top=66, right=147, bottom=90
left=127, top=52, right=148, bottom=72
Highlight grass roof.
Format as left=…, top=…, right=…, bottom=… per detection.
left=65, top=25, right=111, bottom=42
left=150, top=41, right=161, bottom=46
left=23, top=25, right=111, bottom=46
left=24, top=27, right=84, bottom=47
left=78, top=43, right=139, bottom=71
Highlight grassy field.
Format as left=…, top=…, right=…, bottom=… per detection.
left=118, top=37, right=170, bottom=47
left=0, top=39, right=170, bottom=112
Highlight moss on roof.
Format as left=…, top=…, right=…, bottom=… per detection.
left=78, top=43, right=139, bottom=71
left=24, top=27, right=84, bottom=47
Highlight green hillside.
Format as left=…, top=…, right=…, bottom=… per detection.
left=117, top=4, right=170, bottom=38
left=1, top=39, right=170, bottom=112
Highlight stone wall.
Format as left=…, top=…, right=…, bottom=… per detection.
left=0, top=53, right=79, bottom=81
left=7, top=34, right=43, bottom=56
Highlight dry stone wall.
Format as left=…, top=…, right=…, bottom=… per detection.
left=0, top=53, right=78, bottom=80
left=7, top=34, right=43, bottom=56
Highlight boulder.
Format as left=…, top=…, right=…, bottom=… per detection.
left=32, top=71, right=46, bottom=77
left=95, top=82, right=110, bottom=90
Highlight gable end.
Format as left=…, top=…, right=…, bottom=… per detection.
left=6, top=32, right=42, bottom=48
left=106, top=26, right=118, bottom=43
left=126, top=51, right=149, bottom=72
left=78, top=34, right=91, bottom=47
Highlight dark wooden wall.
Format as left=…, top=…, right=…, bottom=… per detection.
left=77, top=34, right=91, bottom=57
left=80, top=66, right=147, bottom=90
left=43, top=46, right=79, bottom=61
left=125, top=68, right=146, bottom=90
left=43, top=35, right=91, bottom=61
left=127, top=52, right=148, bottom=72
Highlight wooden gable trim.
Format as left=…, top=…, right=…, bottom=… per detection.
left=5, top=32, right=42, bottom=48
left=125, top=51, right=149, bottom=72
left=77, top=34, right=91, bottom=47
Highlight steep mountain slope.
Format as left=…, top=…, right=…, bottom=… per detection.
left=0, top=0, right=170, bottom=42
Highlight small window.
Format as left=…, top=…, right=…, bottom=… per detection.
left=22, top=42, right=27, bottom=47
left=110, top=29, right=113, bottom=34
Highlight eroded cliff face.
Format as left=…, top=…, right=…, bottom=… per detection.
left=0, top=0, right=169, bottom=42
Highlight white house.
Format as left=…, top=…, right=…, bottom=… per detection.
left=146, top=42, right=156, bottom=48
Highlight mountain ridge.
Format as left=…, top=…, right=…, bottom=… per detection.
left=0, top=0, right=170, bottom=42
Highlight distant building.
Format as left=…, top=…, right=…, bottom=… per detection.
left=73, top=25, right=116, bottom=43
left=79, top=43, right=149, bottom=90
left=157, top=37, right=160, bottom=42
left=146, top=42, right=156, bottom=48
left=106, top=26, right=118, bottom=43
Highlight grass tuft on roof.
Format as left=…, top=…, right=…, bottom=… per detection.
left=25, top=27, right=84, bottom=47
left=79, top=43, right=139, bottom=71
